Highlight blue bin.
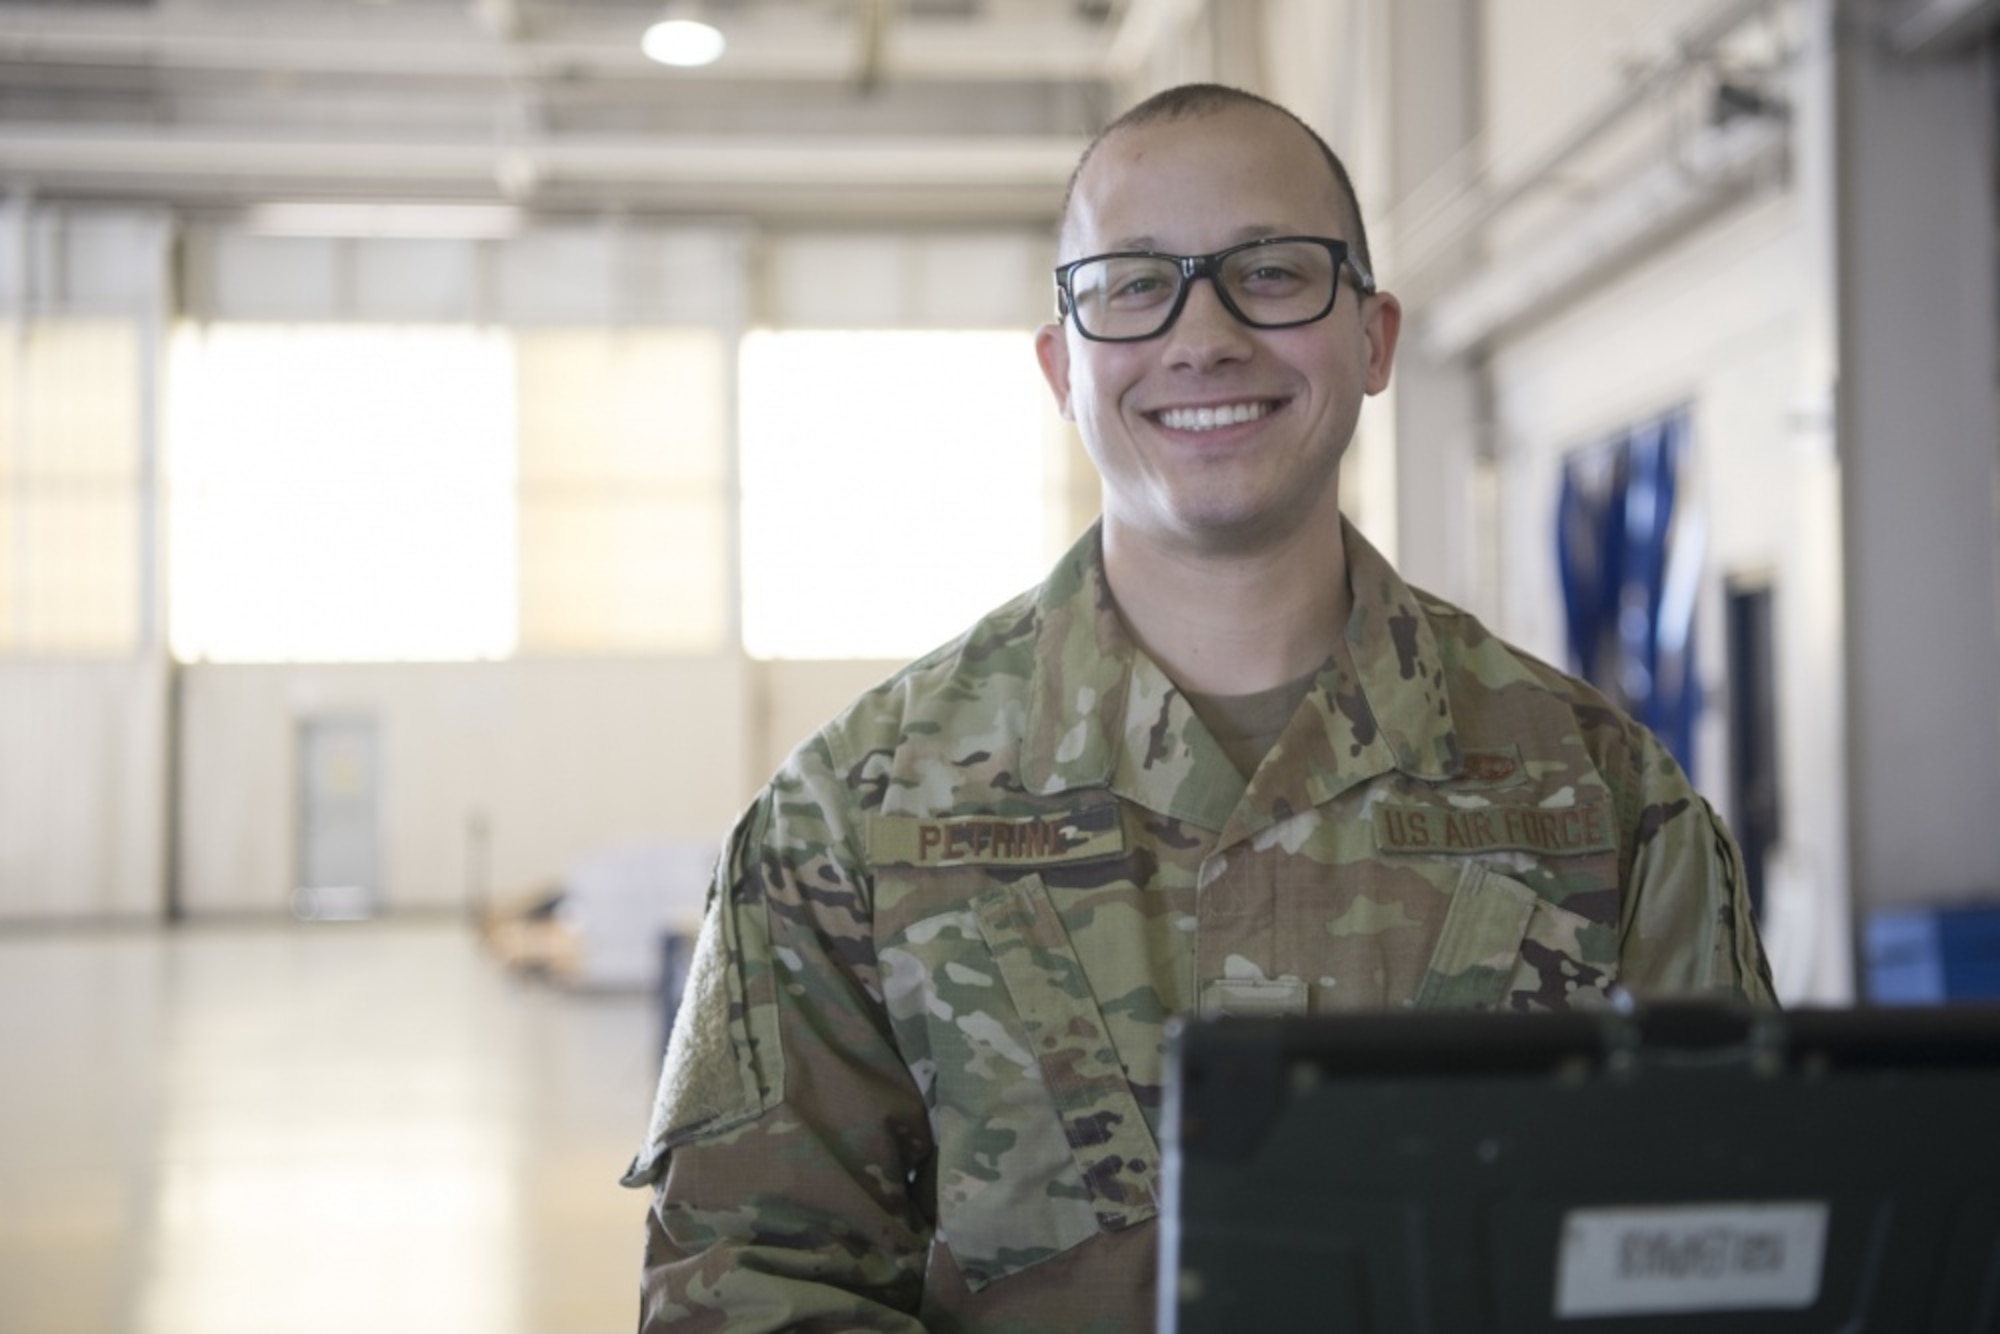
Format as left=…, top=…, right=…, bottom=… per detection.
left=1865, top=903, right=2000, bottom=1004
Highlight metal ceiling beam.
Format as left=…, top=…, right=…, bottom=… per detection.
left=0, top=123, right=1088, bottom=218
left=0, top=3, right=1112, bottom=84
left=0, top=127, right=1081, bottom=185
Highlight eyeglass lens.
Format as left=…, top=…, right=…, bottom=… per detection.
left=1067, top=239, right=1340, bottom=340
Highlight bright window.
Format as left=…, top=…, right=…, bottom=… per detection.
left=168, top=323, right=732, bottom=663
left=515, top=328, right=727, bottom=655
left=0, top=320, right=143, bottom=656
left=738, top=329, right=1062, bottom=660
left=166, top=323, right=1059, bottom=663
left=168, top=324, right=517, bottom=662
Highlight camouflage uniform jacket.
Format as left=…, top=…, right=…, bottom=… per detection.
left=626, top=519, right=1774, bottom=1332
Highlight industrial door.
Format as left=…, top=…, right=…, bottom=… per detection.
left=294, top=714, right=381, bottom=919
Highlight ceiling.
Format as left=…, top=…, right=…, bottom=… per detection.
left=0, top=0, right=1131, bottom=224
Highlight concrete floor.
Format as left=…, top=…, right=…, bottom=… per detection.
left=0, top=919, right=661, bottom=1334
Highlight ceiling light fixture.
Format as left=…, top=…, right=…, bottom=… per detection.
left=642, top=4, right=726, bottom=68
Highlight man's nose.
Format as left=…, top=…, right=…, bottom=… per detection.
left=1162, top=276, right=1252, bottom=367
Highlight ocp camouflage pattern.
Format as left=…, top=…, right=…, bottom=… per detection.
left=628, top=520, right=1775, bottom=1332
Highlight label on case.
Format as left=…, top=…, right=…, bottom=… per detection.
left=1553, top=1201, right=1828, bottom=1317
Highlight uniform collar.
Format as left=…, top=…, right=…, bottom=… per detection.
left=1337, top=520, right=1462, bottom=783
left=1021, top=521, right=1461, bottom=835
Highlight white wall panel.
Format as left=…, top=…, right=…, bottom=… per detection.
left=183, top=224, right=746, bottom=327
left=489, top=226, right=744, bottom=327
left=766, top=234, right=905, bottom=327
left=176, top=659, right=748, bottom=916
left=193, top=234, right=344, bottom=323
left=491, top=230, right=614, bottom=326
left=762, top=230, right=1050, bottom=329
left=183, top=225, right=1030, bottom=329
left=910, top=232, right=1053, bottom=329
left=0, top=206, right=171, bottom=923
left=58, top=212, right=173, bottom=314
left=174, top=665, right=291, bottom=916
left=652, top=231, right=745, bottom=327
left=0, top=662, right=166, bottom=920
left=349, top=238, right=479, bottom=323
left=0, top=205, right=171, bottom=316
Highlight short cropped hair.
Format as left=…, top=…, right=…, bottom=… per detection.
left=1057, top=83, right=1373, bottom=275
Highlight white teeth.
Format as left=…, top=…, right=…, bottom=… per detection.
left=1156, top=401, right=1272, bottom=431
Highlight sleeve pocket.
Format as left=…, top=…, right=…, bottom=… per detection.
left=622, top=881, right=785, bottom=1187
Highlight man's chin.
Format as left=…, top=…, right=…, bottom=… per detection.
left=1143, top=503, right=1341, bottom=560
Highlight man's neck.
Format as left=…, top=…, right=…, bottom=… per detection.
left=1101, top=515, right=1352, bottom=697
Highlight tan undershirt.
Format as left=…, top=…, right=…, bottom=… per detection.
left=1183, top=671, right=1319, bottom=779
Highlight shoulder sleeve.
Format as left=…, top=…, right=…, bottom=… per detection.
left=1613, top=727, right=1778, bottom=1005
left=624, top=738, right=935, bottom=1331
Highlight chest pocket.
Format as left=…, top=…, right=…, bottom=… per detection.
left=895, top=873, right=1159, bottom=1291
left=1415, top=860, right=1620, bottom=1011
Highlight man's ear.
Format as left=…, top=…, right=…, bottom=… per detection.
left=1033, top=321, right=1075, bottom=420
left=1361, top=291, right=1402, bottom=396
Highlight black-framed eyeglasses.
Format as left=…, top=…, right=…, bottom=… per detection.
left=1053, top=235, right=1376, bottom=343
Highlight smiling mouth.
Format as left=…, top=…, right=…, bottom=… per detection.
left=1151, top=400, right=1280, bottom=432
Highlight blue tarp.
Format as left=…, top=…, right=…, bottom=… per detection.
left=1557, top=410, right=1702, bottom=778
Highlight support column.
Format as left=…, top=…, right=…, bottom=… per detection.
left=1834, top=10, right=2000, bottom=923
left=1382, top=0, right=1486, bottom=603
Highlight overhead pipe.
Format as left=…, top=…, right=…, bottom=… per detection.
left=1419, top=112, right=1788, bottom=358
left=1393, top=0, right=1786, bottom=285
left=1886, top=0, right=2000, bottom=54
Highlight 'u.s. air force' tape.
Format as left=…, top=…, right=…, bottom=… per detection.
left=867, top=807, right=1124, bottom=869
left=1373, top=800, right=1616, bottom=856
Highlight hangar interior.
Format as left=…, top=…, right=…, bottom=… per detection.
left=1, top=0, right=1996, bottom=1329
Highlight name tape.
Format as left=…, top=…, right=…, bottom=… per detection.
left=868, top=809, right=1125, bottom=869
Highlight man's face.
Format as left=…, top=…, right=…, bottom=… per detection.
left=1035, top=104, right=1400, bottom=556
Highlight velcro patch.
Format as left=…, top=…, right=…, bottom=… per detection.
left=1375, top=801, right=1615, bottom=856
left=1458, top=745, right=1526, bottom=787
left=868, top=806, right=1124, bottom=869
